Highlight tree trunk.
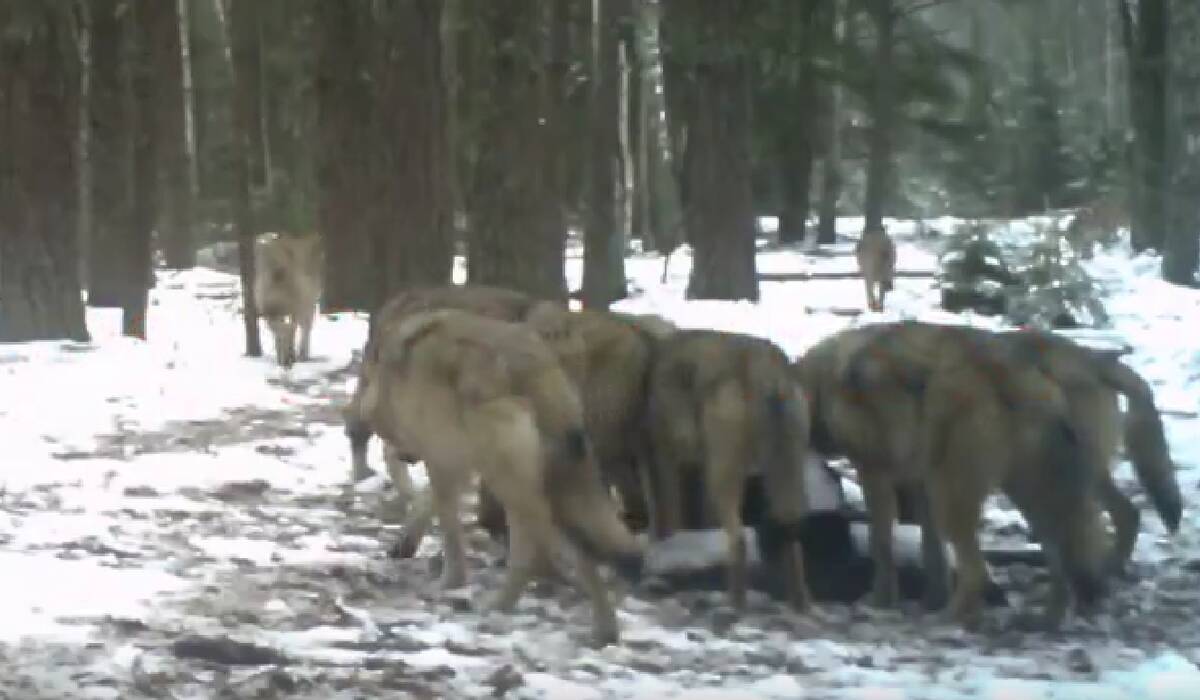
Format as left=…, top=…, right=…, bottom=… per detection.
left=815, top=0, right=842, bottom=245
left=862, top=0, right=897, bottom=233
left=1165, top=0, right=1199, bottom=286
left=582, top=0, right=630, bottom=309
left=76, top=0, right=92, bottom=291
left=371, top=0, right=454, bottom=300
left=228, top=0, right=262, bottom=355
left=778, top=136, right=814, bottom=245
left=636, top=0, right=683, bottom=255
left=178, top=0, right=200, bottom=206
left=778, top=0, right=820, bottom=246
left=146, top=0, right=194, bottom=269
left=315, top=2, right=375, bottom=311
left=665, top=0, right=758, bottom=301
left=0, top=2, right=89, bottom=342
left=468, top=0, right=568, bottom=301
left=1122, top=0, right=1170, bottom=252
left=87, top=0, right=137, bottom=312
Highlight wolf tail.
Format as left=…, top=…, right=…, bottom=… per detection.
left=534, top=372, right=644, bottom=583
left=1095, top=359, right=1182, bottom=533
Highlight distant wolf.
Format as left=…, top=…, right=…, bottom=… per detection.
left=646, top=329, right=814, bottom=613
left=1066, top=193, right=1128, bottom=258
left=855, top=224, right=896, bottom=312
left=356, top=308, right=643, bottom=646
left=253, top=231, right=324, bottom=368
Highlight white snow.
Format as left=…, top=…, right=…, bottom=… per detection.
left=0, top=217, right=1197, bottom=697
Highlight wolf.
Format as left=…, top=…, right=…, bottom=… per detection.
left=344, top=284, right=550, bottom=484
left=843, top=321, right=1182, bottom=575
left=854, top=224, right=896, bottom=312
left=646, top=329, right=814, bottom=613
left=357, top=308, right=643, bottom=646
left=805, top=320, right=1148, bottom=628
left=253, top=231, right=324, bottom=367
left=1066, top=193, right=1128, bottom=258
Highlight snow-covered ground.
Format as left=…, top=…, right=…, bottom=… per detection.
left=1, top=218, right=1198, bottom=698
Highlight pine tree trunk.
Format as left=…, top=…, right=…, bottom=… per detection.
left=87, top=0, right=136, bottom=311
left=178, top=0, right=200, bottom=206
left=815, top=0, right=842, bottom=245
left=862, top=0, right=896, bottom=233
left=372, top=0, right=454, bottom=300
left=315, top=2, right=375, bottom=311
left=666, top=0, right=758, bottom=301
left=468, top=0, right=568, bottom=301
left=1122, top=0, right=1169, bottom=252
left=778, top=135, right=814, bottom=245
left=636, top=0, right=683, bottom=255
left=1165, top=0, right=1200, bottom=286
left=0, top=2, right=89, bottom=342
left=582, top=0, right=630, bottom=309
left=76, top=0, right=92, bottom=292
left=146, top=0, right=194, bottom=269
left=228, top=0, right=262, bottom=355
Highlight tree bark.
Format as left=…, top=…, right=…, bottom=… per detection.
left=371, top=0, right=454, bottom=300
left=862, top=0, right=897, bottom=233
left=635, top=0, right=683, bottom=255
left=315, top=2, right=375, bottom=311
left=582, top=0, right=630, bottom=309
left=228, top=0, right=262, bottom=355
left=1165, top=0, right=1199, bottom=286
left=146, top=0, right=194, bottom=269
left=815, top=0, right=842, bottom=245
left=75, top=0, right=92, bottom=292
left=665, top=0, right=758, bottom=301
left=0, top=2, right=89, bottom=342
left=87, top=0, right=136, bottom=312
left=178, top=0, right=200, bottom=206
left=468, top=0, right=568, bottom=301
left=1121, top=0, right=1170, bottom=252
left=778, top=137, right=814, bottom=245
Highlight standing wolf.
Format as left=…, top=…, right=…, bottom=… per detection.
left=344, top=284, right=549, bottom=485
left=646, top=329, right=814, bottom=613
left=357, top=308, right=643, bottom=646
left=802, top=320, right=1179, bottom=629
left=841, top=322, right=1182, bottom=576
left=253, top=232, right=324, bottom=367
left=855, top=224, right=896, bottom=311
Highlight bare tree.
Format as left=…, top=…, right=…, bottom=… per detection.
left=664, top=0, right=759, bottom=301
left=582, top=0, right=631, bottom=308
left=1165, top=0, right=1199, bottom=285
left=862, top=0, right=898, bottom=234
left=0, top=2, right=90, bottom=342
left=228, top=0, right=262, bottom=355
left=468, top=0, right=569, bottom=301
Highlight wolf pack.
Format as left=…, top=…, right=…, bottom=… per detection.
left=253, top=231, right=1184, bottom=650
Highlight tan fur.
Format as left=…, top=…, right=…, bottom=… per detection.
left=647, top=329, right=813, bottom=613
left=995, top=329, right=1183, bottom=569
left=253, top=232, right=324, bottom=367
left=344, top=284, right=550, bottom=483
left=799, top=321, right=1115, bottom=629
left=844, top=321, right=1182, bottom=574
left=358, top=308, right=643, bottom=647
left=854, top=225, right=896, bottom=312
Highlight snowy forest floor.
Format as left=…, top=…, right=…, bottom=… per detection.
left=1, top=218, right=1199, bottom=699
